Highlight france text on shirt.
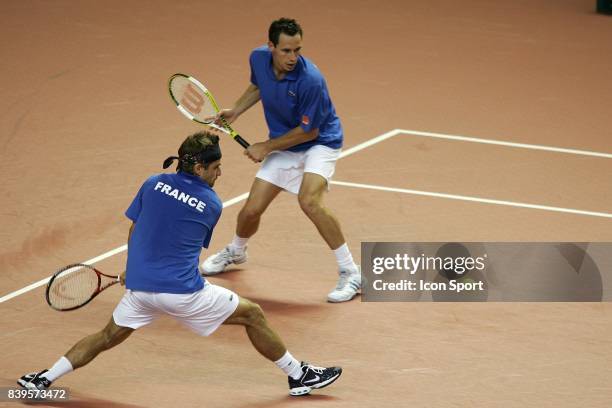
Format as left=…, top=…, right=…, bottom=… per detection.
left=153, top=181, right=207, bottom=213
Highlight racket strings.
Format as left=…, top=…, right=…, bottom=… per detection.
left=48, top=266, right=99, bottom=310
left=170, top=76, right=217, bottom=123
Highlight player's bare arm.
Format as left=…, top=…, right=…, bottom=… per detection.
left=218, top=83, right=261, bottom=124
left=120, top=222, right=136, bottom=285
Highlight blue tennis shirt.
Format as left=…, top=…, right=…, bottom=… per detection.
left=124, top=171, right=222, bottom=294
left=249, top=46, right=343, bottom=152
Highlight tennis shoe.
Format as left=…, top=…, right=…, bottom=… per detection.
left=17, top=369, right=52, bottom=390
left=200, top=245, right=247, bottom=276
left=327, top=266, right=361, bottom=303
left=288, top=362, right=342, bottom=396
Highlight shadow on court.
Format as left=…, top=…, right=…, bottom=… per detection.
left=21, top=398, right=148, bottom=408
left=245, top=296, right=326, bottom=316
left=201, top=268, right=247, bottom=281
left=234, top=394, right=339, bottom=408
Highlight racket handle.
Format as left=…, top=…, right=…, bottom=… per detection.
left=234, top=135, right=250, bottom=149
left=219, top=116, right=250, bottom=149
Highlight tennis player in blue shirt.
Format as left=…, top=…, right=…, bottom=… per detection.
left=18, top=131, right=342, bottom=397
left=202, top=18, right=361, bottom=303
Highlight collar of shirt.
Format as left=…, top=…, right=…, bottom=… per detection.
left=177, top=171, right=211, bottom=189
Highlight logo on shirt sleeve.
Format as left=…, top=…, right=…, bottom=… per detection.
left=301, top=115, right=310, bottom=125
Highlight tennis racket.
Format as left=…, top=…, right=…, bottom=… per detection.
left=168, top=73, right=250, bottom=149
left=46, top=264, right=120, bottom=311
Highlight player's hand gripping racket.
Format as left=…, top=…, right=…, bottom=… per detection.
left=46, top=264, right=120, bottom=311
left=168, top=73, right=250, bottom=149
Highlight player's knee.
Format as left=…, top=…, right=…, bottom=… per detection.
left=245, top=302, right=266, bottom=327
left=100, top=328, right=115, bottom=349
left=239, top=204, right=264, bottom=222
left=100, top=324, right=130, bottom=349
left=298, top=194, right=321, bottom=216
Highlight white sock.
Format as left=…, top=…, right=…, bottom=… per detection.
left=229, top=235, right=249, bottom=252
left=274, top=351, right=303, bottom=380
left=334, top=243, right=357, bottom=272
left=41, top=356, right=73, bottom=382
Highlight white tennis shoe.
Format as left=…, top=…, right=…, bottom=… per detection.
left=327, top=266, right=361, bottom=303
left=200, top=245, right=247, bottom=276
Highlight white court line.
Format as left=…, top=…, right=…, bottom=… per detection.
left=339, top=129, right=401, bottom=158
left=0, top=131, right=397, bottom=304
left=397, top=129, right=612, bottom=159
left=331, top=180, right=612, bottom=219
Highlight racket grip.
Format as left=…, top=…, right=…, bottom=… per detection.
left=219, top=116, right=250, bottom=149
left=234, top=135, right=250, bottom=149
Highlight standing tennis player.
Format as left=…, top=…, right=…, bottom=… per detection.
left=18, top=131, right=341, bottom=397
left=201, top=18, right=361, bottom=303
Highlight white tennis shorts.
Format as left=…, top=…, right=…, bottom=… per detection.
left=256, top=144, right=341, bottom=194
left=112, top=283, right=239, bottom=336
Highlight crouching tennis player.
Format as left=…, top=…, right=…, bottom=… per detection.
left=18, top=131, right=341, bottom=397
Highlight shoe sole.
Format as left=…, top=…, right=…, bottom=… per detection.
left=327, top=294, right=359, bottom=303
left=289, top=385, right=312, bottom=396
left=17, top=379, right=39, bottom=390
left=289, top=369, right=342, bottom=396
left=327, top=288, right=361, bottom=303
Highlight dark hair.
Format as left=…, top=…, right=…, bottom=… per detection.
left=177, top=131, right=220, bottom=174
left=268, top=18, right=302, bottom=46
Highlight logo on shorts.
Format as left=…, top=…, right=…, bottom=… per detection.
left=301, top=115, right=310, bottom=125
left=288, top=90, right=296, bottom=97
